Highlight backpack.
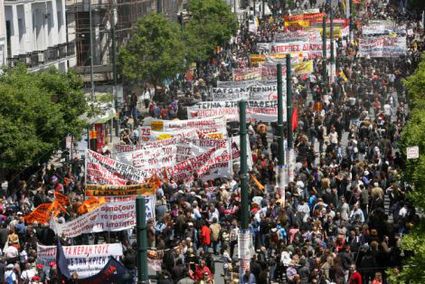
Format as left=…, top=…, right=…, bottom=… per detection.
left=5, top=271, right=14, bottom=284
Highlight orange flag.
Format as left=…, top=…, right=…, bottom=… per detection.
left=24, top=203, right=52, bottom=224
left=77, top=196, right=106, bottom=215
left=250, top=175, right=265, bottom=191
left=54, top=191, right=70, bottom=206
left=49, top=200, right=67, bottom=217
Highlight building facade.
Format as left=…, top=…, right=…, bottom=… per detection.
left=4, top=0, right=75, bottom=71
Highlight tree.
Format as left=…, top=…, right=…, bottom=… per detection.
left=184, top=0, right=238, bottom=63
left=0, top=66, right=87, bottom=174
left=119, top=13, right=187, bottom=90
left=389, top=55, right=425, bottom=282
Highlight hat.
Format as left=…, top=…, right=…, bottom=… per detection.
left=36, top=263, right=44, bottom=269
left=6, top=264, right=14, bottom=269
left=364, top=171, right=369, bottom=176
left=17, top=212, right=23, bottom=216
left=188, top=222, right=194, bottom=226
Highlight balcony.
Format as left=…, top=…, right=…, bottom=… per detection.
left=7, top=41, right=76, bottom=69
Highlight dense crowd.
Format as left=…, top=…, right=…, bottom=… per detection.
left=0, top=0, right=424, bottom=284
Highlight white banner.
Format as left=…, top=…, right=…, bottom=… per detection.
left=37, top=243, right=123, bottom=278
left=359, top=35, right=407, bottom=58
left=50, top=198, right=155, bottom=238
left=86, top=150, right=150, bottom=185
left=187, top=100, right=285, bottom=123
left=114, top=136, right=252, bottom=182
left=256, top=41, right=332, bottom=59
left=217, top=79, right=276, bottom=88
left=211, top=83, right=282, bottom=101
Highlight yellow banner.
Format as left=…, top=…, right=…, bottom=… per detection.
left=86, top=182, right=159, bottom=197
left=249, top=53, right=288, bottom=64
left=284, top=20, right=310, bottom=28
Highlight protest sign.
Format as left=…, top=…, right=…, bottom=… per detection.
left=50, top=198, right=155, bottom=238
left=37, top=243, right=123, bottom=278
left=85, top=182, right=158, bottom=197
left=284, top=12, right=325, bottom=23
left=217, top=79, right=276, bottom=88
left=211, top=82, right=281, bottom=101
left=142, top=116, right=226, bottom=132
left=187, top=100, right=285, bottom=123
left=86, top=149, right=150, bottom=185
left=232, top=67, right=263, bottom=81
left=358, top=35, right=407, bottom=57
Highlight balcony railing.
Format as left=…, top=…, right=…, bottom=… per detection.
left=7, top=41, right=76, bottom=68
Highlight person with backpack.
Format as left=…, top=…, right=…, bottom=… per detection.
left=4, top=263, right=17, bottom=284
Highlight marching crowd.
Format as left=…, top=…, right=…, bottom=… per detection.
left=0, top=0, right=424, bottom=284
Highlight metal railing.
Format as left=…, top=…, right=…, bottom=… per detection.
left=7, top=41, right=76, bottom=68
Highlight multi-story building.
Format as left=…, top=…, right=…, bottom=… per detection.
left=3, top=0, right=75, bottom=71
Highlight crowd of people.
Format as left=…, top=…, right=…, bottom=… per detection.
left=0, top=0, right=424, bottom=284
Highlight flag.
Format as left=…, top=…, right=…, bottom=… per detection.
left=56, top=240, right=71, bottom=280
left=291, top=106, right=299, bottom=131
left=250, top=175, right=265, bottom=191
left=54, top=191, right=70, bottom=206
left=49, top=200, right=67, bottom=217
left=77, top=197, right=106, bottom=215
left=339, top=70, right=348, bottom=82
left=74, top=257, right=133, bottom=284
left=24, top=203, right=53, bottom=224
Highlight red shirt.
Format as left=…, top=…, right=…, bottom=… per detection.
left=201, top=225, right=211, bottom=245
left=349, top=271, right=362, bottom=284
left=192, top=265, right=212, bottom=281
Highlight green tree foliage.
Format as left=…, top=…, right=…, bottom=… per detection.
left=119, top=13, right=187, bottom=88
left=391, top=55, right=425, bottom=282
left=0, top=66, right=87, bottom=172
left=184, top=0, right=238, bottom=63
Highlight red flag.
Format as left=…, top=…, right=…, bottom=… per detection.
left=291, top=106, right=298, bottom=131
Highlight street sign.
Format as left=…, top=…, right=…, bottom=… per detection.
left=407, top=146, right=419, bottom=160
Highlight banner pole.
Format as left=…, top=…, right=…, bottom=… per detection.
left=238, top=100, right=250, bottom=279
left=277, top=63, right=285, bottom=204
left=286, top=54, right=294, bottom=186
left=136, top=197, right=149, bottom=283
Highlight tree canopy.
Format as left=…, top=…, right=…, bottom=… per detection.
left=184, top=0, right=239, bottom=63
left=119, top=13, right=187, bottom=88
left=389, top=55, right=425, bottom=283
left=0, top=66, right=87, bottom=173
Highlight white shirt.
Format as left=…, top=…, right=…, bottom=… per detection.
left=281, top=250, right=292, bottom=266
left=21, top=268, right=36, bottom=282
left=4, top=270, right=16, bottom=283
left=329, top=131, right=338, bottom=144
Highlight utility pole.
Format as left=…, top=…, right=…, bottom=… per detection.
left=277, top=63, right=285, bottom=204
left=238, top=100, right=251, bottom=278
left=322, top=16, right=327, bottom=83
left=136, top=197, right=148, bottom=283
left=286, top=54, right=294, bottom=185
left=89, top=0, right=95, bottom=101
left=329, top=5, right=335, bottom=84
left=253, top=0, right=256, bottom=17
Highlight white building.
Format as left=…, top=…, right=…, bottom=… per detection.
left=3, top=0, right=75, bottom=71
